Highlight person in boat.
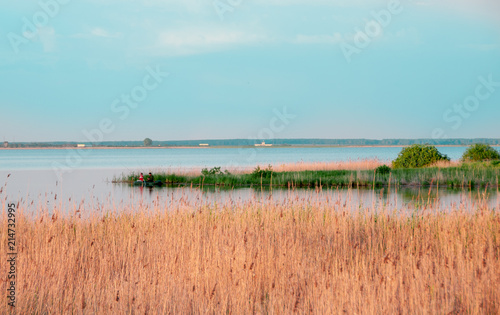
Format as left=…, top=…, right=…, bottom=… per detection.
left=146, top=172, right=154, bottom=183
left=139, top=173, right=144, bottom=182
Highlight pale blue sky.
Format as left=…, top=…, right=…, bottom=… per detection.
left=0, top=0, right=499, bottom=142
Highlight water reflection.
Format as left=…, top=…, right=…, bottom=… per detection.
left=113, top=183, right=499, bottom=213
left=1, top=169, right=498, bottom=215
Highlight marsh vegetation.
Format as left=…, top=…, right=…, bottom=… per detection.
left=1, top=191, right=499, bottom=314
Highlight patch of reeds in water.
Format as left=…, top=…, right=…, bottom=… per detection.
left=120, top=160, right=500, bottom=189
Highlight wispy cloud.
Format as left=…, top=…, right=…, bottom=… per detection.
left=91, top=28, right=123, bottom=39
left=38, top=27, right=57, bottom=53
left=150, top=27, right=268, bottom=56
left=70, top=28, right=123, bottom=39
left=412, top=0, right=500, bottom=24
left=466, top=44, right=500, bottom=51
left=294, top=33, right=343, bottom=44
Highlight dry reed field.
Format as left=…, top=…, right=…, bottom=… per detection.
left=1, top=192, right=500, bottom=314
left=273, top=160, right=386, bottom=172
left=152, top=159, right=386, bottom=176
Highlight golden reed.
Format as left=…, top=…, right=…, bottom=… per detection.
left=1, top=192, right=499, bottom=314
left=159, top=159, right=388, bottom=176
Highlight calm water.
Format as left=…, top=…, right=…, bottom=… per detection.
left=0, top=146, right=471, bottom=171
left=0, top=147, right=498, bottom=213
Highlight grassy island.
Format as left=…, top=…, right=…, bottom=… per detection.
left=117, top=160, right=500, bottom=189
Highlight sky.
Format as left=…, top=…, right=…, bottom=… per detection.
left=0, top=0, right=499, bottom=142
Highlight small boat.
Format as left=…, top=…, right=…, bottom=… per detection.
left=133, top=180, right=165, bottom=187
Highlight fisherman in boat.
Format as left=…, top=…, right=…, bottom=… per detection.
left=146, top=172, right=154, bottom=183
left=139, top=173, right=144, bottom=182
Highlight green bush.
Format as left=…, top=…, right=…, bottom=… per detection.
left=392, top=144, right=450, bottom=169
left=252, top=165, right=274, bottom=179
left=461, top=144, right=500, bottom=162
left=201, top=166, right=224, bottom=176
left=376, top=165, right=391, bottom=175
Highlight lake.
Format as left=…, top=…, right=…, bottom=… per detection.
left=0, top=146, right=471, bottom=171
left=0, top=146, right=498, bottom=213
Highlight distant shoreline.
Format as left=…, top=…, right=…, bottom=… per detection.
left=1, top=144, right=497, bottom=150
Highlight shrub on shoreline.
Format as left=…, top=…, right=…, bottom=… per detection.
left=392, top=144, right=450, bottom=169
left=461, top=144, right=500, bottom=162
left=375, top=165, right=391, bottom=174
left=252, top=165, right=274, bottom=179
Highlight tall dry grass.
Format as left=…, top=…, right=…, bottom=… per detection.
left=1, top=194, right=499, bottom=314
left=272, top=159, right=386, bottom=172
left=149, top=159, right=387, bottom=176
left=428, top=160, right=462, bottom=168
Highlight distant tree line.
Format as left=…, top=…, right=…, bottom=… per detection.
left=4, top=138, right=500, bottom=148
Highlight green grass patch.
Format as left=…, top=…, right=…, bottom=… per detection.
left=117, top=162, right=500, bottom=189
